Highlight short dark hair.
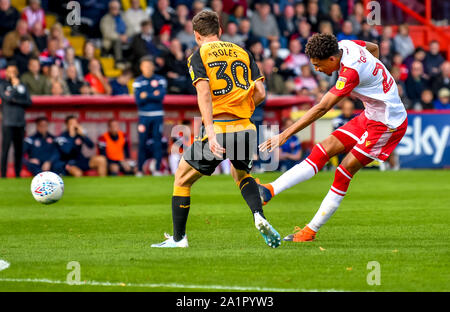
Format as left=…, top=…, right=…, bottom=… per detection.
left=65, top=115, right=77, bottom=124
left=139, top=55, right=154, bottom=65
left=305, top=33, right=339, bottom=60
left=35, top=116, right=48, bottom=124
left=192, top=10, right=220, bottom=37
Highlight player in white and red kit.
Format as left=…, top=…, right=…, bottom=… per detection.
left=258, top=33, right=408, bottom=242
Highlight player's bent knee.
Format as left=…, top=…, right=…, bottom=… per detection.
left=320, top=135, right=346, bottom=157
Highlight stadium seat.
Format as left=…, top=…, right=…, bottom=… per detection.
left=45, top=14, right=57, bottom=29
left=63, top=26, right=72, bottom=37
left=127, top=79, right=134, bottom=94
left=11, top=0, right=26, bottom=12
left=67, top=36, right=86, bottom=56
left=100, top=57, right=122, bottom=77
left=121, top=0, right=147, bottom=11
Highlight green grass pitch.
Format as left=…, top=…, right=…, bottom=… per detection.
left=0, top=170, right=449, bottom=292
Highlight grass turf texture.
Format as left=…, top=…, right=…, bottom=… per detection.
left=0, top=170, right=448, bottom=292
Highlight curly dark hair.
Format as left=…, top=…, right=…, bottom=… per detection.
left=305, top=33, right=340, bottom=60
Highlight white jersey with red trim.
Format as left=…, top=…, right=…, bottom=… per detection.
left=330, top=40, right=407, bottom=129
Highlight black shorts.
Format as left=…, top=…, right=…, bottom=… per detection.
left=183, top=120, right=257, bottom=176
left=67, top=157, right=90, bottom=172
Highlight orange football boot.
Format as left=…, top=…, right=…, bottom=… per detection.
left=283, top=225, right=317, bottom=242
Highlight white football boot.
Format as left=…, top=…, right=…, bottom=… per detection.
left=151, top=233, right=189, bottom=248
left=254, top=212, right=281, bottom=248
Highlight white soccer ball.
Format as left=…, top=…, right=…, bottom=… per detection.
left=31, top=171, right=64, bottom=204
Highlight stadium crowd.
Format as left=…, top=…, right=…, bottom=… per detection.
left=0, top=0, right=449, bottom=177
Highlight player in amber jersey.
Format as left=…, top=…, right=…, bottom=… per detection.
left=258, top=34, right=407, bottom=242
left=152, top=10, right=281, bottom=248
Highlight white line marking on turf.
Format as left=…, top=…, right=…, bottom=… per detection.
left=0, top=277, right=346, bottom=292
left=0, top=260, right=10, bottom=272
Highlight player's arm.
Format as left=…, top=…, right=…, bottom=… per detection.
left=365, top=41, right=379, bottom=59
left=195, top=80, right=225, bottom=158
left=253, top=80, right=266, bottom=106
left=259, top=92, right=343, bottom=152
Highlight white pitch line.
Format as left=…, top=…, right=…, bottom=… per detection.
left=0, top=277, right=346, bottom=292
left=0, top=260, right=10, bottom=272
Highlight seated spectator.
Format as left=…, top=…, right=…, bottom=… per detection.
left=251, top=1, right=279, bottom=45
left=80, top=41, right=103, bottom=78
left=24, top=117, right=65, bottom=176
left=129, top=20, right=159, bottom=76
left=393, top=24, right=415, bottom=59
left=221, top=21, right=245, bottom=47
left=123, top=0, right=148, bottom=37
left=100, top=0, right=128, bottom=64
left=431, top=61, right=450, bottom=95
left=39, top=37, right=64, bottom=70
left=277, top=4, right=296, bottom=40
left=337, top=21, right=357, bottom=41
left=328, top=3, right=343, bottom=34
left=20, top=57, right=50, bottom=95
left=110, top=68, right=132, bottom=95
left=318, top=20, right=333, bottom=35
left=228, top=3, right=245, bottom=25
left=13, top=36, right=35, bottom=75
left=210, top=0, right=229, bottom=29
left=45, top=64, right=69, bottom=95
left=424, top=40, right=445, bottom=76
left=278, top=118, right=302, bottom=171
left=151, top=0, right=177, bottom=35
left=391, top=53, right=408, bottom=81
left=163, top=38, right=192, bottom=94
left=21, top=0, right=46, bottom=31
left=98, top=119, right=134, bottom=175
left=49, top=23, right=70, bottom=59
left=156, top=24, right=171, bottom=52
left=405, top=61, right=429, bottom=104
left=419, top=89, right=435, bottom=110
left=66, top=64, right=88, bottom=95
left=293, top=1, right=306, bottom=25
left=292, top=19, right=311, bottom=51
left=262, top=57, right=286, bottom=95
left=173, top=4, right=190, bottom=34
left=191, top=0, right=205, bottom=18
left=56, top=115, right=107, bottom=177
left=176, top=20, right=196, bottom=52
left=404, top=47, right=426, bottom=74
left=3, top=19, right=37, bottom=58
left=358, top=21, right=380, bottom=44
left=294, top=64, right=318, bottom=94
left=349, top=2, right=364, bottom=35
left=84, top=59, right=112, bottom=95
left=62, top=46, right=83, bottom=81
left=283, top=38, right=309, bottom=77
left=0, top=0, right=20, bottom=46
left=433, top=88, right=450, bottom=110
left=379, top=39, right=393, bottom=70
left=238, top=18, right=257, bottom=48
left=248, top=40, right=264, bottom=62
left=305, top=0, right=327, bottom=33
left=30, top=19, right=47, bottom=52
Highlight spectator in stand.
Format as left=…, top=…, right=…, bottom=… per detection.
left=39, top=37, right=64, bottom=70
left=380, top=25, right=395, bottom=55
left=431, top=61, right=450, bottom=96
left=305, top=0, right=327, bottom=33
left=248, top=40, right=264, bottom=62
left=0, top=61, right=32, bottom=178
left=79, top=41, right=103, bottom=78
left=328, top=3, right=343, bottom=34
left=262, top=57, right=286, bottom=95
left=221, top=21, right=245, bottom=47
left=12, top=36, right=36, bottom=75
left=222, top=0, right=247, bottom=16
left=49, top=23, right=70, bottom=59
left=278, top=118, right=302, bottom=172
left=358, top=21, right=379, bottom=44
left=284, top=38, right=309, bottom=77
left=393, top=24, right=415, bottom=59
left=293, top=1, right=306, bottom=25
left=151, top=0, right=177, bottom=35
left=419, top=89, right=435, bottom=110
left=20, top=57, right=50, bottom=95
left=337, top=20, right=357, bottom=41
left=268, top=40, right=287, bottom=75
left=349, top=2, right=365, bottom=35
left=21, top=0, right=46, bottom=31
left=100, top=0, right=128, bottom=65
left=0, top=0, right=19, bottom=46
left=228, top=3, right=245, bottom=26
left=123, top=0, right=148, bottom=38
left=23, top=117, right=65, bottom=176
left=66, top=64, right=90, bottom=95
left=404, top=47, right=426, bottom=73
left=294, top=64, right=318, bottom=95
left=277, top=4, right=296, bottom=41
left=319, top=20, right=333, bottom=35
left=250, top=1, right=279, bottom=46
left=84, top=58, right=112, bottom=95
left=433, top=88, right=450, bottom=110
left=191, top=0, right=205, bottom=18
left=173, top=4, right=190, bottom=35
left=238, top=18, right=257, bottom=49
left=3, top=19, right=38, bottom=58
left=176, top=20, right=196, bottom=52
left=56, top=115, right=108, bottom=177
left=98, top=119, right=134, bottom=175
left=392, top=53, right=409, bottom=82
left=405, top=61, right=429, bottom=104
left=210, top=0, right=229, bottom=30
left=424, top=40, right=445, bottom=76
left=379, top=39, right=393, bottom=70
left=164, top=38, right=192, bottom=94
left=62, top=46, right=83, bottom=81
left=133, top=56, right=166, bottom=176
left=30, top=20, right=47, bottom=52
left=46, top=64, right=69, bottom=95
left=110, top=68, right=132, bottom=95
left=397, top=83, right=412, bottom=110
left=292, top=19, right=311, bottom=51
left=129, top=20, right=159, bottom=76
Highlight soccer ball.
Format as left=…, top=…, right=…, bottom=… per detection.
left=31, top=171, right=64, bottom=204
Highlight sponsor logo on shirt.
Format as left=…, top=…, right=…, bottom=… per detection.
left=336, top=76, right=347, bottom=90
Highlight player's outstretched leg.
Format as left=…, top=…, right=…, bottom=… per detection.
left=234, top=168, right=281, bottom=248
left=259, top=140, right=338, bottom=205
left=152, top=158, right=203, bottom=248
left=284, top=153, right=365, bottom=242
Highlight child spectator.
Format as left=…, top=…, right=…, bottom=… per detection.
left=419, top=89, right=435, bottom=110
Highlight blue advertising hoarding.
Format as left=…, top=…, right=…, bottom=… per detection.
left=397, top=112, right=450, bottom=168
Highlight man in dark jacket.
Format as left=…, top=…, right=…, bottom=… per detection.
left=129, top=20, right=160, bottom=76
left=23, top=116, right=65, bottom=175
left=1, top=61, right=32, bottom=178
